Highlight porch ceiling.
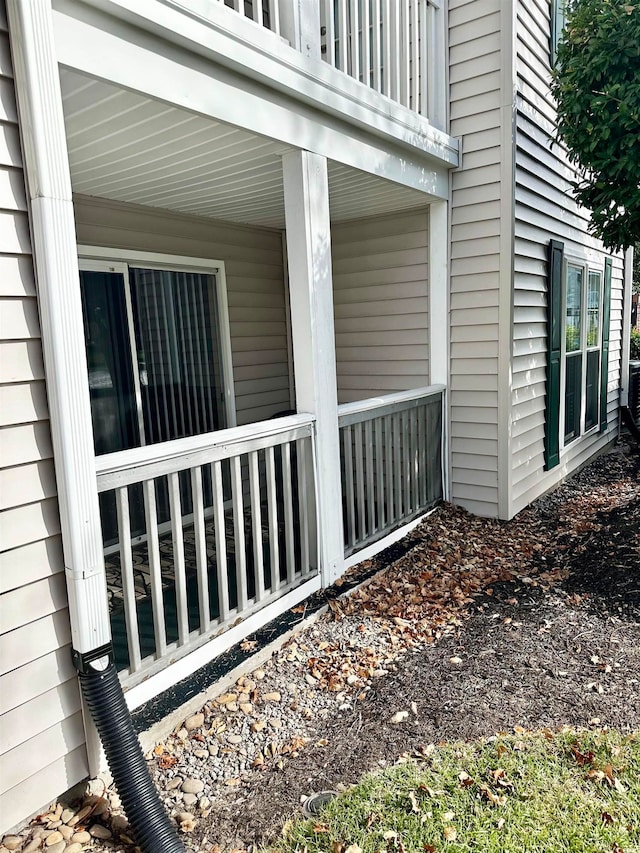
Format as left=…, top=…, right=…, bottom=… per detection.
left=59, top=69, right=431, bottom=229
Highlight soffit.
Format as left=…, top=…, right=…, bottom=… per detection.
left=60, top=69, right=430, bottom=228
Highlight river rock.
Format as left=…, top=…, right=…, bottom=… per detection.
left=184, top=713, right=204, bottom=731
left=181, top=778, right=204, bottom=795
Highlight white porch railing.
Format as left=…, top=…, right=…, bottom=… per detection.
left=320, top=0, right=440, bottom=117
left=338, top=385, right=444, bottom=557
left=215, top=0, right=282, bottom=34
left=96, top=414, right=317, bottom=684
left=213, top=0, right=445, bottom=123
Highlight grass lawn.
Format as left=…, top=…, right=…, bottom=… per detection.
left=268, top=730, right=640, bottom=853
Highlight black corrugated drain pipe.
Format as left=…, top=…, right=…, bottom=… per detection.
left=75, top=647, right=186, bottom=853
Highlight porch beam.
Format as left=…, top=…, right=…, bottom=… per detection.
left=283, top=151, right=345, bottom=585
left=51, top=1, right=453, bottom=198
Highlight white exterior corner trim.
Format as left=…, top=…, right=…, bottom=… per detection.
left=497, top=0, right=516, bottom=520
left=620, top=246, right=634, bottom=409
left=6, top=0, right=110, bottom=654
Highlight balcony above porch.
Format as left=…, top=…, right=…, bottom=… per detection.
left=52, top=0, right=458, bottom=173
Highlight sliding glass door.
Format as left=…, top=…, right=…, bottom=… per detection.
left=79, top=257, right=230, bottom=545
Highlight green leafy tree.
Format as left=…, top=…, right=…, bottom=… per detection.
left=550, top=1, right=640, bottom=253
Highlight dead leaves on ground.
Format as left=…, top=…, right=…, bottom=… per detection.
left=570, top=739, right=627, bottom=793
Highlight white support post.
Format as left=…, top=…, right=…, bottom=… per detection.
left=279, top=0, right=322, bottom=59
left=282, top=151, right=345, bottom=586
left=429, top=200, right=449, bottom=501
left=429, top=201, right=448, bottom=386
left=6, top=1, right=110, bottom=655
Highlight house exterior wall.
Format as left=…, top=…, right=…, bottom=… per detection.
left=0, top=1, right=88, bottom=830
left=73, top=196, right=292, bottom=427
left=448, top=0, right=504, bottom=517
left=332, top=208, right=430, bottom=404
left=510, top=0, right=625, bottom=515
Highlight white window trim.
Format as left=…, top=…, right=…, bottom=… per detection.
left=77, top=246, right=237, bottom=432
left=559, top=255, right=604, bottom=453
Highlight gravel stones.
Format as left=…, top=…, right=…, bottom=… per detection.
left=0, top=789, right=129, bottom=853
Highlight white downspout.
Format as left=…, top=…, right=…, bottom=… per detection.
left=6, top=1, right=111, bottom=662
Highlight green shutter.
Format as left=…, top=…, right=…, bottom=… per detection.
left=545, top=239, right=564, bottom=469
left=599, top=257, right=612, bottom=432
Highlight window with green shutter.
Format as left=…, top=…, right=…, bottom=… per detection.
left=546, top=241, right=611, bottom=465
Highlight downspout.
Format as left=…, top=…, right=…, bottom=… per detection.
left=6, top=2, right=185, bottom=849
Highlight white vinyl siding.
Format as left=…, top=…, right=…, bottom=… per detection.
left=511, top=0, right=625, bottom=515
left=72, top=196, right=292, bottom=426
left=0, top=2, right=88, bottom=832
left=331, top=209, right=430, bottom=403
left=448, top=0, right=503, bottom=517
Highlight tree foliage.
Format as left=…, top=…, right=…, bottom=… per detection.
left=550, top=1, right=640, bottom=253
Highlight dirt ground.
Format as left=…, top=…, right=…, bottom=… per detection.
left=201, top=438, right=640, bottom=850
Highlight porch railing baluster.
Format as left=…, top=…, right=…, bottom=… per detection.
left=249, top=449, right=265, bottom=602
left=265, top=445, right=280, bottom=592
left=365, top=419, right=375, bottom=534
left=143, top=479, right=167, bottom=658
left=168, top=471, right=189, bottom=645
left=385, top=413, right=394, bottom=525
left=212, top=459, right=230, bottom=622
left=282, top=442, right=296, bottom=586
left=375, top=416, right=385, bottom=531
left=343, top=424, right=356, bottom=549
left=116, top=486, right=142, bottom=672
left=297, top=438, right=311, bottom=576
left=393, top=412, right=402, bottom=521
left=354, top=421, right=366, bottom=541
left=231, top=455, right=248, bottom=612
left=191, top=465, right=210, bottom=633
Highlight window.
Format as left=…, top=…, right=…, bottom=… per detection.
left=545, top=241, right=612, bottom=470
left=78, top=250, right=234, bottom=456
left=562, top=262, right=603, bottom=443
left=562, top=262, right=603, bottom=442
left=550, top=0, right=568, bottom=64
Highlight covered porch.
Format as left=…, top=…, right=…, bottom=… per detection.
left=58, top=72, right=448, bottom=702
left=36, top=2, right=453, bottom=706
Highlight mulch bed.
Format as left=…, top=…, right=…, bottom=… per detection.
left=201, top=438, right=640, bottom=850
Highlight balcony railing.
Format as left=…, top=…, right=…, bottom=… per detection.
left=320, top=0, right=440, bottom=117
left=212, top=0, right=445, bottom=124
left=96, top=414, right=317, bottom=685
left=338, top=385, right=445, bottom=556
